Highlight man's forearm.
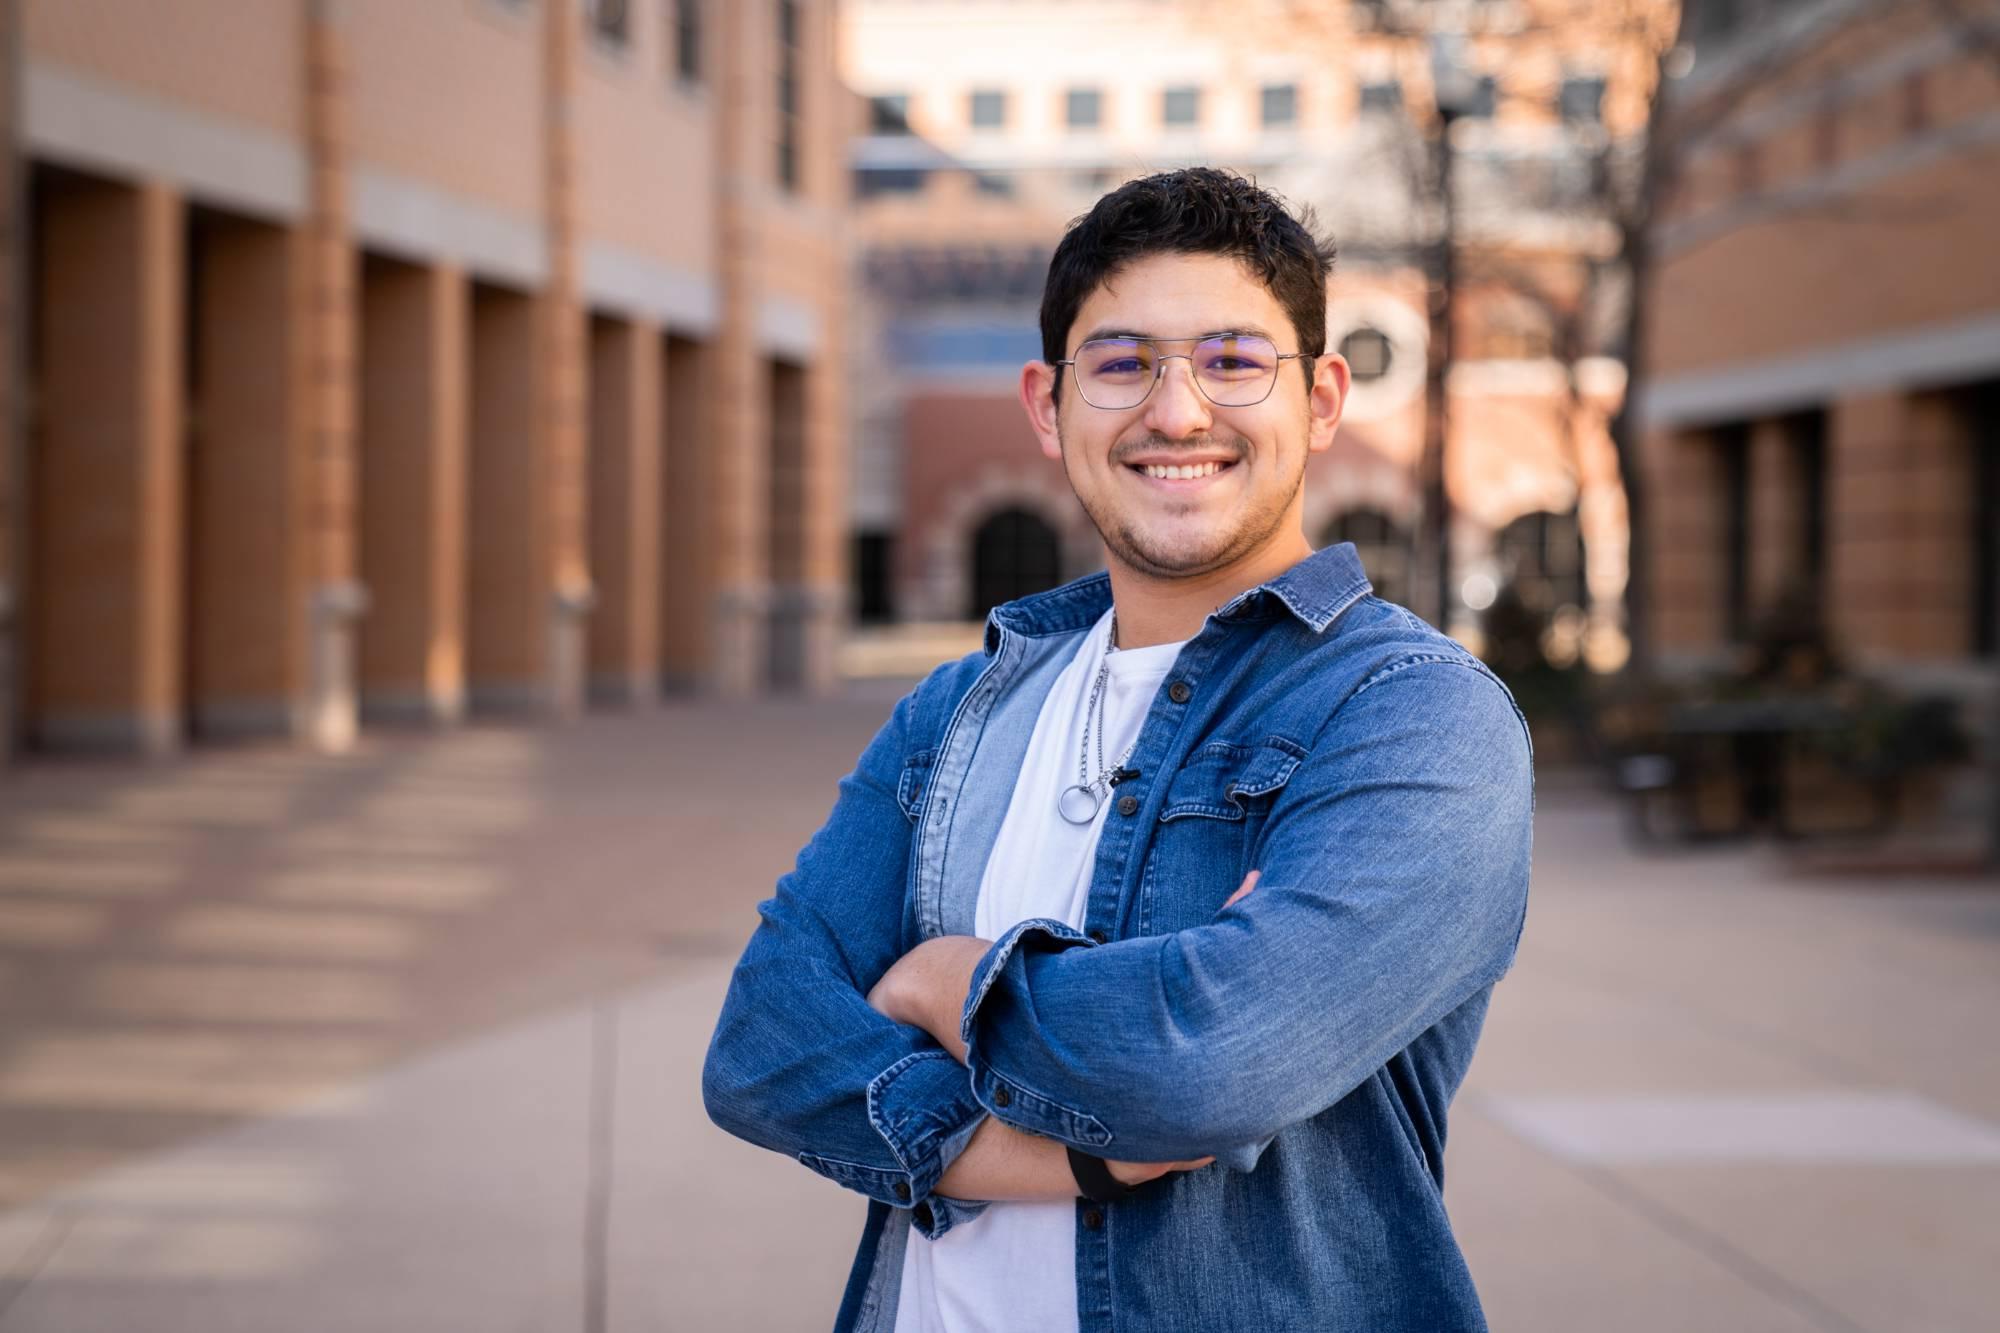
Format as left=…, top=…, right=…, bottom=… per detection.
left=933, top=1116, right=1079, bottom=1202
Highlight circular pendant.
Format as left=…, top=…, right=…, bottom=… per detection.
left=1057, top=783, right=1101, bottom=825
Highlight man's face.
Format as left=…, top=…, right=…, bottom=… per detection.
left=1021, top=251, right=1346, bottom=582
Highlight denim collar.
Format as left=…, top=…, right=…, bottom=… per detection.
left=984, top=542, right=1374, bottom=652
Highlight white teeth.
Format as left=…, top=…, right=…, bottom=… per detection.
left=1141, top=461, right=1223, bottom=479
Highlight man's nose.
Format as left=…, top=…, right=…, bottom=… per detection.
left=1141, top=356, right=1213, bottom=439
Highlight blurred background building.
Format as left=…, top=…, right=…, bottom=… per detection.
left=842, top=0, right=1672, bottom=669
left=0, top=0, right=853, bottom=763
left=1639, top=0, right=1999, bottom=691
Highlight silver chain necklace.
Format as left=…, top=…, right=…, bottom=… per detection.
left=1057, top=617, right=1137, bottom=825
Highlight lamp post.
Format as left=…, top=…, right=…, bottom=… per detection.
left=1419, top=34, right=1479, bottom=633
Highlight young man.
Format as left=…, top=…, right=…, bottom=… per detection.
left=704, top=168, right=1532, bottom=1332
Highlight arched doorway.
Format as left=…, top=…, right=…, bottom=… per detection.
left=969, top=507, right=1062, bottom=620
left=1494, top=509, right=1586, bottom=616
left=1322, top=508, right=1410, bottom=606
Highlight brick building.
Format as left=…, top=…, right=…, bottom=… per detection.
left=1638, top=0, right=2000, bottom=687
left=0, top=0, right=852, bottom=761
left=843, top=0, right=1671, bottom=666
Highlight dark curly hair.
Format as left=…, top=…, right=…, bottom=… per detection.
left=1039, top=168, right=1337, bottom=394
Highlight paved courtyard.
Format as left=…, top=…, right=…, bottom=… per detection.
left=0, top=690, right=1996, bottom=1331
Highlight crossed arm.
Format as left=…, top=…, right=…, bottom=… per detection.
left=865, top=872, right=1259, bottom=1201
left=704, top=660, right=1531, bottom=1229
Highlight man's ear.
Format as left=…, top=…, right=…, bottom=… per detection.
left=1306, top=352, right=1349, bottom=456
left=1019, top=360, right=1063, bottom=462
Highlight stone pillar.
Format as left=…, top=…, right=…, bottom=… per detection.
left=709, top=0, right=770, bottom=696
left=539, top=0, right=591, bottom=716
left=1643, top=424, right=1730, bottom=661
left=0, top=0, right=19, bottom=761
left=30, top=178, right=184, bottom=753
left=188, top=216, right=311, bottom=740
left=304, top=0, right=364, bottom=750
left=587, top=316, right=663, bottom=705
left=797, top=348, right=848, bottom=695
left=1829, top=390, right=1978, bottom=664
left=360, top=258, right=468, bottom=724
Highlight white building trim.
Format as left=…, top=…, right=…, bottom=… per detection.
left=351, top=165, right=547, bottom=287
left=24, top=60, right=307, bottom=221
left=1638, top=309, right=2000, bottom=429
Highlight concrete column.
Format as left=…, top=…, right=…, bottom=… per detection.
left=29, top=178, right=184, bottom=753
left=1830, top=390, right=1979, bottom=664
left=797, top=350, right=848, bottom=695
left=0, top=0, right=19, bottom=761
left=587, top=315, right=663, bottom=705
left=467, top=283, right=543, bottom=711
left=188, top=216, right=311, bottom=740
left=538, top=0, right=591, bottom=716
left=658, top=334, right=715, bottom=692
left=359, top=258, right=468, bottom=724
left=709, top=0, right=770, bottom=696
left=304, top=0, right=364, bottom=750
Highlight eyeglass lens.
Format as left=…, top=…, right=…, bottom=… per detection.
left=1073, top=335, right=1280, bottom=409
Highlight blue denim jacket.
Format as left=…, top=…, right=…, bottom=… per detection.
left=704, top=543, right=1534, bottom=1331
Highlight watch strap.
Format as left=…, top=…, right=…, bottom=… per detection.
left=1065, top=1145, right=1132, bottom=1204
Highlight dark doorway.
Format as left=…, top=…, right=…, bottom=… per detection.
left=969, top=508, right=1061, bottom=620
left=1322, top=508, right=1410, bottom=606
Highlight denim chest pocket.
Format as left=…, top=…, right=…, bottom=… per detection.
left=1140, top=736, right=1308, bottom=935
left=896, top=749, right=937, bottom=823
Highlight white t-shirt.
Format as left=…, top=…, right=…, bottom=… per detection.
left=895, top=608, right=1186, bottom=1333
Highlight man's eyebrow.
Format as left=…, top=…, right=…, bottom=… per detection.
left=1075, top=325, right=1278, bottom=344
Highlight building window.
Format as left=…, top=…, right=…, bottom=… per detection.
left=1162, top=85, right=1201, bottom=128
left=1468, top=73, right=1499, bottom=118
left=1261, top=83, right=1298, bottom=129
left=1066, top=87, right=1102, bottom=131
left=672, top=0, right=702, bottom=83
left=776, top=0, right=802, bottom=190
left=1340, top=328, right=1393, bottom=382
left=1358, top=80, right=1403, bottom=115
left=969, top=88, right=1007, bottom=130
left=1495, top=510, right=1587, bottom=617
left=586, top=0, right=630, bottom=46
left=1559, top=76, right=1605, bottom=124
left=855, top=167, right=928, bottom=198
left=870, top=94, right=911, bottom=135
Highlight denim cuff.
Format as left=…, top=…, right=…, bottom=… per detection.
left=959, top=919, right=1114, bottom=1150
left=791, top=1048, right=990, bottom=1238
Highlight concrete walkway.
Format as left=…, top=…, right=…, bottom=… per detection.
left=0, top=695, right=1996, bottom=1331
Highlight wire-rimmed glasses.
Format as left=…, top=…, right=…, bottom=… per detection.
left=1053, top=333, right=1308, bottom=410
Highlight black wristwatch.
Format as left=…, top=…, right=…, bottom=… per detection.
left=1066, top=1145, right=1135, bottom=1204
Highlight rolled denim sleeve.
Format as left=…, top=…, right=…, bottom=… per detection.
left=703, top=675, right=991, bottom=1236
left=959, top=658, right=1533, bottom=1170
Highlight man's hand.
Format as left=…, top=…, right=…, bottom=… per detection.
left=866, top=934, right=990, bottom=1064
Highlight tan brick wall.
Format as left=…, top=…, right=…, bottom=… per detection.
left=358, top=257, right=467, bottom=721
left=25, top=0, right=302, bottom=137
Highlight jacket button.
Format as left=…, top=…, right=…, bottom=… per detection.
left=1088, top=928, right=1108, bottom=944
left=1116, top=795, right=1139, bottom=817
left=993, top=1087, right=1012, bottom=1108
left=1081, top=1207, right=1104, bottom=1230
left=893, top=1181, right=910, bottom=1201
left=1168, top=680, right=1192, bottom=704
left=913, top=1202, right=934, bottom=1231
